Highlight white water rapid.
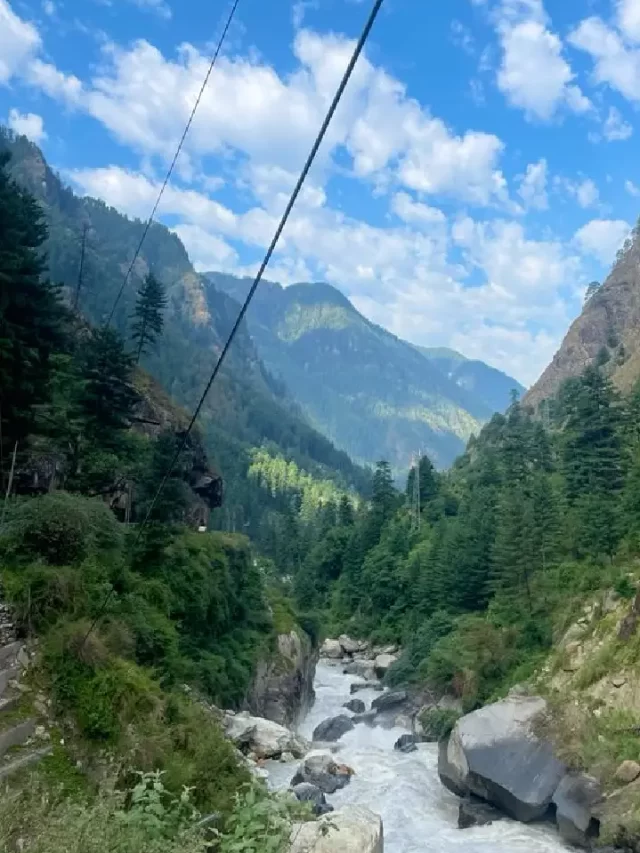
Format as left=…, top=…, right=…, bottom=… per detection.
left=269, top=660, right=570, bottom=853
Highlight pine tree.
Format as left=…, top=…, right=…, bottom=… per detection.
left=131, top=272, right=167, bottom=363
left=338, top=494, right=354, bottom=527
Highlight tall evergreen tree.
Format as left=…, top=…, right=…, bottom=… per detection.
left=131, top=272, right=167, bottom=363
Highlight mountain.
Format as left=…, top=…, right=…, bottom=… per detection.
left=208, top=272, right=524, bottom=470
left=526, top=225, right=640, bottom=409
left=0, top=128, right=369, bottom=532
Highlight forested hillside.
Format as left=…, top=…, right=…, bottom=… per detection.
left=208, top=272, right=522, bottom=472
left=0, top=128, right=369, bottom=563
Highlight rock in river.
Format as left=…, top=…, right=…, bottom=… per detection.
left=438, top=695, right=566, bottom=822
left=313, top=714, right=355, bottom=742
left=394, top=734, right=418, bottom=753
left=223, top=711, right=309, bottom=760
left=291, top=783, right=334, bottom=816
left=321, top=639, right=343, bottom=659
left=371, top=690, right=408, bottom=715
left=291, top=751, right=353, bottom=794
left=344, top=698, right=366, bottom=714
left=289, top=805, right=383, bottom=853
left=552, top=772, right=602, bottom=848
left=458, top=797, right=504, bottom=829
left=373, top=653, right=398, bottom=678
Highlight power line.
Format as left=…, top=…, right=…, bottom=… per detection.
left=81, top=0, right=385, bottom=644
left=105, top=0, right=241, bottom=327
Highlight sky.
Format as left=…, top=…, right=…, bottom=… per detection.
left=2, top=0, right=640, bottom=385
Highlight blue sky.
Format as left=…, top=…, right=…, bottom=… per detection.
left=2, top=0, right=640, bottom=384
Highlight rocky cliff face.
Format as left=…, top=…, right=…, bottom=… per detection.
left=245, top=630, right=317, bottom=727
left=526, top=231, right=640, bottom=409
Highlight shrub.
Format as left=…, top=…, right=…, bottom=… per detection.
left=419, top=707, right=460, bottom=741
left=217, top=783, right=307, bottom=853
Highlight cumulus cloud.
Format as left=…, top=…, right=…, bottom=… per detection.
left=574, top=219, right=631, bottom=264
left=495, top=1, right=591, bottom=120
left=603, top=105, right=633, bottom=140
left=7, top=108, right=46, bottom=142
left=570, top=16, right=640, bottom=103
left=517, top=159, right=548, bottom=209
left=617, top=0, right=640, bottom=43
left=0, top=0, right=40, bottom=83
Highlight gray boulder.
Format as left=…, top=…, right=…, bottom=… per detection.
left=458, top=797, right=504, bottom=829
left=353, top=711, right=377, bottom=726
left=291, top=782, right=334, bottom=816
left=290, top=806, right=383, bottom=853
left=223, top=711, right=309, bottom=760
left=394, top=734, right=418, bottom=753
left=339, top=635, right=362, bottom=655
left=351, top=682, right=383, bottom=694
left=553, top=772, right=602, bottom=848
left=313, top=715, right=355, bottom=742
left=321, top=639, right=344, bottom=659
left=438, top=696, right=565, bottom=822
left=343, top=660, right=376, bottom=680
left=373, top=653, right=398, bottom=678
left=291, top=751, right=353, bottom=794
left=371, top=690, right=408, bottom=715
left=344, top=699, right=366, bottom=714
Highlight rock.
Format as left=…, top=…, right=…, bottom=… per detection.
left=351, top=682, right=383, bottom=694
left=610, top=675, right=627, bottom=689
left=371, top=690, right=408, bottom=715
left=291, top=752, right=353, bottom=794
left=438, top=696, right=566, bottom=822
left=246, top=630, right=317, bottom=727
left=394, top=714, right=412, bottom=729
left=289, top=805, right=383, bottom=853
left=552, top=772, right=602, bottom=848
left=280, top=752, right=295, bottom=763
left=313, top=715, right=355, bottom=742
left=291, top=783, right=334, bottom=816
left=343, top=660, right=376, bottom=680
left=353, top=711, right=377, bottom=726
left=394, top=734, right=418, bottom=753
left=615, top=760, right=640, bottom=784
left=223, top=712, right=309, bottom=760
left=339, top=635, right=362, bottom=655
left=458, top=797, right=504, bottom=829
left=344, top=699, right=366, bottom=714
left=375, top=644, right=398, bottom=656
left=321, top=639, right=343, bottom=659
left=373, top=653, right=398, bottom=678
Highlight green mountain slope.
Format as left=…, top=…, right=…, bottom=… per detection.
left=208, top=272, right=522, bottom=470
left=0, top=128, right=369, bottom=534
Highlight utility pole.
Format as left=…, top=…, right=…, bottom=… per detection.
left=73, top=225, right=88, bottom=311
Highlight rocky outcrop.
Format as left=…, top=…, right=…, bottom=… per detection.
left=373, top=654, right=398, bottom=679
left=321, top=639, right=343, bottom=659
left=438, top=696, right=565, bottom=822
left=289, top=805, right=383, bottom=853
left=246, top=629, right=317, bottom=727
left=552, top=772, right=602, bottom=848
left=223, top=711, right=309, bottom=760
left=291, top=752, right=353, bottom=794
left=291, top=783, right=334, bottom=816
left=344, top=699, right=366, bottom=714
left=371, top=690, right=408, bottom=715
left=458, top=797, right=504, bottom=829
left=313, top=715, right=355, bottom=742
left=394, top=734, right=418, bottom=754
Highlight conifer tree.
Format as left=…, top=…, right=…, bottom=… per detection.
left=131, top=272, right=167, bottom=363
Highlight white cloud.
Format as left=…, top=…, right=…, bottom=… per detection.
left=0, top=0, right=40, bottom=84
left=603, top=105, right=633, bottom=140
left=7, top=108, right=46, bottom=142
left=26, top=58, right=83, bottom=103
left=570, top=16, right=640, bottom=103
left=172, top=224, right=237, bottom=271
left=42, top=0, right=55, bottom=16
left=390, top=192, right=447, bottom=227
left=496, top=3, right=591, bottom=121
left=517, top=158, right=548, bottom=209
left=130, top=0, right=172, bottom=19
left=574, top=219, right=631, bottom=264
left=625, top=179, right=640, bottom=196
left=575, top=178, right=599, bottom=208
left=617, top=0, right=640, bottom=43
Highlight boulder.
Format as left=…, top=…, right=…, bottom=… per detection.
left=615, top=760, right=640, bottom=784
left=373, top=653, right=398, bottom=678
left=371, top=690, right=408, bottom=715
left=552, top=773, right=602, bottom=848
left=291, top=783, right=334, bottom=816
left=289, top=805, right=383, bottom=853
left=339, top=635, right=362, bottom=655
left=223, top=712, right=309, bottom=760
left=351, top=682, right=383, bottom=694
left=458, top=797, right=504, bottom=829
left=394, top=734, right=418, bottom=754
left=313, top=715, right=355, bottom=742
left=246, top=630, right=317, bottom=727
left=343, top=660, right=376, bottom=680
left=344, top=699, right=366, bottom=715
left=438, top=696, right=566, bottom=822
left=321, top=639, right=343, bottom=659
left=353, top=711, right=377, bottom=726
left=291, top=752, right=353, bottom=794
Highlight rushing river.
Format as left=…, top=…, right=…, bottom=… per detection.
left=269, top=660, right=569, bottom=853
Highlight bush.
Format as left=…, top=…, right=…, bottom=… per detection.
left=419, top=707, right=460, bottom=741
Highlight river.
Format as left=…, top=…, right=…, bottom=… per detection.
left=269, top=660, right=570, bottom=853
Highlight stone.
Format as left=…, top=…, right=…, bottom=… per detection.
left=17, top=647, right=29, bottom=669
left=394, top=734, right=418, bottom=753
left=371, top=690, right=408, bottom=715
left=553, top=772, right=602, bottom=848
left=339, top=635, right=362, bottom=655
left=615, top=760, right=640, bottom=784
left=223, top=712, right=309, bottom=760
left=344, top=699, right=366, bottom=715
left=289, top=805, right=383, bottom=853
left=321, top=639, right=343, bottom=659
left=343, top=660, right=376, bottom=680
left=373, top=653, right=398, bottom=679
left=351, top=682, right=383, bottom=694
left=438, top=696, right=566, bottom=822
left=458, top=797, right=504, bottom=829
left=610, top=675, right=627, bottom=689
left=353, top=711, right=377, bottom=726
left=313, top=715, right=355, bottom=742
left=291, top=783, right=334, bottom=817
left=280, top=752, right=295, bottom=763
left=246, top=630, right=317, bottom=727
left=291, top=752, right=353, bottom=794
